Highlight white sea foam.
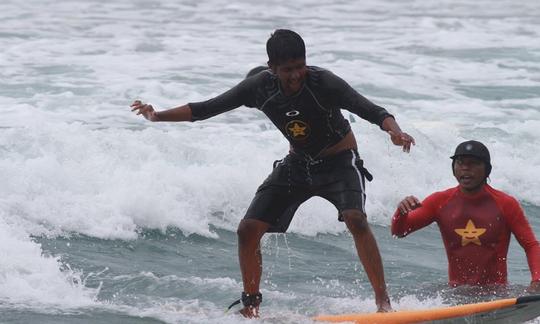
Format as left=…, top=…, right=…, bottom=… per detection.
left=0, top=214, right=98, bottom=310
left=1, top=0, right=539, bottom=240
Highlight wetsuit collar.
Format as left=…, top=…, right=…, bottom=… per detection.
left=457, top=183, right=488, bottom=198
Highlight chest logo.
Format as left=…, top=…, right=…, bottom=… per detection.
left=285, top=120, right=310, bottom=140
left=454, top=219, right=486, bottom=246
left=286, top=110, right=300, bottom=117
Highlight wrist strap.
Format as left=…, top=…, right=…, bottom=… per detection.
left=242, top=292, right=262, bottom=308
left=226, top=292, right=262, bottom=312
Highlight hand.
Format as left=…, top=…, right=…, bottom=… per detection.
left=528, top=280, right=540, bottom=293
left=398, top=196, right=421, bottom=215
left=130, top=100, right=159, bottom=121
left=388, top=131, right=415, bottom=153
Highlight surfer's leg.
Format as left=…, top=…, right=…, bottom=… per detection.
left=235, top=154, right=309, bottom=317
left=237, top=218, right=270, bottom=294
left=341, top=209, right=392, bottom=312
left=236, top=218, right=270, bottom=317
left=312, top=150, right=390, bottom=310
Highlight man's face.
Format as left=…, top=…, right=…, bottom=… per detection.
left=453, top=156, right=486, bottom=194
left=271, top=58, right=307, bottom=96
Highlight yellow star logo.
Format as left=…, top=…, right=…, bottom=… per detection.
left=288, top=122, right=307, bottom=137
left=454, top=220, right=486, bottom=246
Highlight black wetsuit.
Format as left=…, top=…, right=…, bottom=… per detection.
left=190, top=66, right=392, bottom=159
left=189, top=66, right=393, bottom=231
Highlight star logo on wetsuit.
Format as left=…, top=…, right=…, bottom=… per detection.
left=454, top=219, right=486, bottom=246
left=285, top=120, right=310, bottom=140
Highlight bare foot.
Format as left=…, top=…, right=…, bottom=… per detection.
left=528, top=281, right=540, bottom=293
left=377, top=299, right=392, bottom=313
left=239, top=306, right=260, bottom=318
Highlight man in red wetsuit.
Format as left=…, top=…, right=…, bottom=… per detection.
left=392, top=140, right=540, bottom=290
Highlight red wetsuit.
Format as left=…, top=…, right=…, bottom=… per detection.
left=391, top=184, right=540, bottom=286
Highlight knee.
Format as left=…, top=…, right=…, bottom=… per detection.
left=237, top=220, right=252, bottom=243
left=341, top=210, right=369, bottom=233
left=237, top=219, right=266, bottom=245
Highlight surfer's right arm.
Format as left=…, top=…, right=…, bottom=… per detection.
left=130, top=100, right=193, bottom=122
left=391, top=193, right=438, bottom=237
left=130, top=72, right=262, bottom=122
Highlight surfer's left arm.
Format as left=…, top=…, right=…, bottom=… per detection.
left=381, top=117, right=415, bottom=153
left=503, top=197, right=540, bottom=289
left=325, top=70, right=415, bottom=152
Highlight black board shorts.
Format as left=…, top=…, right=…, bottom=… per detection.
left=244, top=149, right=373, bottom=232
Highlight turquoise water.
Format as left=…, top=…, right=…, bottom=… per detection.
left=6, top=215, right=539, bottom=323
left=1, top=0, right=540, bottom=323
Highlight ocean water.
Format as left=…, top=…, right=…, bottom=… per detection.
left=1, top=0, right=540, bottom=323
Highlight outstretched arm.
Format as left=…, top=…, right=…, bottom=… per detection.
left=322, top=71, right=416, bottom=152
left=130, top=100, right=192, bottom=122
left=129, top=69, right=262, bottom=123
left=381, top=117, right=415, bottom=153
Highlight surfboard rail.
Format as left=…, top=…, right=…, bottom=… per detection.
left=314, top=296, right=538, bottom=324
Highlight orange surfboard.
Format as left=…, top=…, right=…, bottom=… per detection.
left=314, top=295, right=540, bottom=324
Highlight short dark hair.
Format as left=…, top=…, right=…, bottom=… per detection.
left=266, top=29, right=305, bottom=66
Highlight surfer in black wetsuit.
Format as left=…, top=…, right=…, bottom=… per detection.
left=131, top=29, right=415, bottom=318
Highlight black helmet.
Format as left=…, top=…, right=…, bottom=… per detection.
left=450, top=140, right=492, bottom=177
